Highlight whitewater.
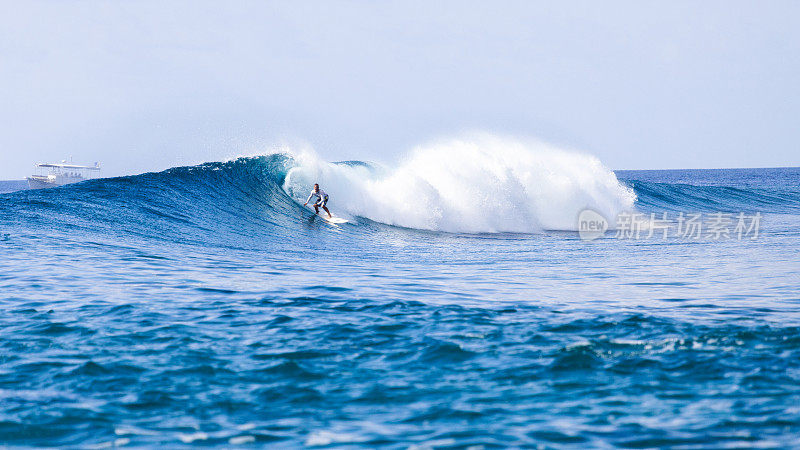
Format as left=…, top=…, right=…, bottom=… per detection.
left=283, top=135, right=635, bottom=233
left=1, top=136, right=799, bottom=447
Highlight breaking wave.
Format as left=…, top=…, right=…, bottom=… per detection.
left=3, top=135, right=797, bottom=244
left=283, top=135, right=635, bottom=232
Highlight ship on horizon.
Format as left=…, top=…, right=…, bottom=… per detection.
left=26, top=161, right=101, bottom=190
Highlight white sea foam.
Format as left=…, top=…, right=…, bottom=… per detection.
left=283, top=134, right=635, bottom=233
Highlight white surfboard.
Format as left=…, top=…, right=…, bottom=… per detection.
left=306, top=206, right=348, bottom=224
left=321, top=215, right=348, bottom=224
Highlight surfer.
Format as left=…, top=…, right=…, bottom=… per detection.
left=304, top=183, right=332, bottom=218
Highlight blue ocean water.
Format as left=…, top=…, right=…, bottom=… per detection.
left=1, top=154, right=799, bottom=448
left=0, top=181, right=27, bottom=195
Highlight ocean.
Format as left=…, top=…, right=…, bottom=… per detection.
left=0, top=181, right=28, bottom=195
left=1, top=142, right=799, bottom=448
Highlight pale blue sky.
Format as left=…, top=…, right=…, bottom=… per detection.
left=1, top=0, right=798, bottom=179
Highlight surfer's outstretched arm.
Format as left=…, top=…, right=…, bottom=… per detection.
left=303, top=192, right=313, bottom=206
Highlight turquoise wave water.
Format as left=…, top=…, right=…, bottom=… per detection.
left=1, top=158, right=799, bottom=447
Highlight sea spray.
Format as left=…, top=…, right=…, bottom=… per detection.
left=283, top=134, right=636, bottom=232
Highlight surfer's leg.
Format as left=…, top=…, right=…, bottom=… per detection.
left=314, top=203, right=320, bottom=214
left=320, top=196, right=331, bottom=217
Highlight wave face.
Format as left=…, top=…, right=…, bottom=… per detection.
left=284, top=135, right=635, bottom=232
left=620, top=168, right=800, bottom=214
left=0, top=154, right=300, bottom=249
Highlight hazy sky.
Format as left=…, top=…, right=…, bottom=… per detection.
left=1, top=0, right=798, bottom=179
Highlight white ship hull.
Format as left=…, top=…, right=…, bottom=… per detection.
left=26, top=174, right=84, bottom=190
left=26, top=176, right=58, bottom=190
left=26, top=162, right=100, bottom=190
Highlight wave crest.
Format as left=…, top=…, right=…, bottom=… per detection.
left=283, top=135, right=636, bottom=232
